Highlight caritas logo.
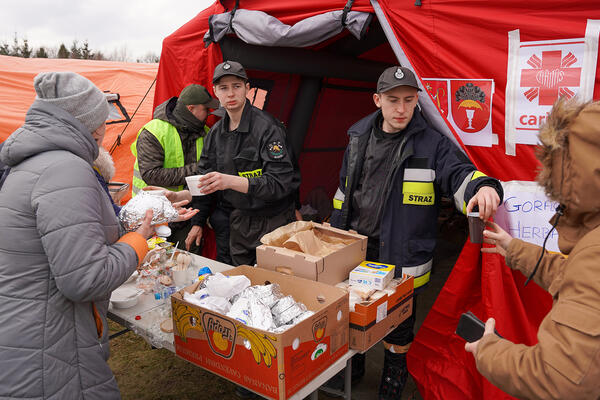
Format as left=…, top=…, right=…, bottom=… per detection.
left=520, top=50, right=581, bottom=106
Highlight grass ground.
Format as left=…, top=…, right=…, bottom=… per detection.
left=108, top=320, right=239, bottom=400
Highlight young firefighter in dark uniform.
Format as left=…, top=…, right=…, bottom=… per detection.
left=191, top=61, right=299, bottom=267
left=330, top=66, right=503, bottom=399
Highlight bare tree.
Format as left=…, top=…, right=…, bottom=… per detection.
left=46, top=46, right=58, bottom=58
left=107, top=44, right=131, bottom=62
left=21, top=39, right=32, bottom=58
left=137, top=51, right=160, bottom=63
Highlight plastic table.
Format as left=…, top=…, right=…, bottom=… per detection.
left=107, top=254, right=357, bottom=400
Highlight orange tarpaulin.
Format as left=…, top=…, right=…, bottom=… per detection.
left=0, top=55, right=157, bottom=203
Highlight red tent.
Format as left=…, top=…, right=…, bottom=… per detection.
left=157, top=1, right=600, bottom=398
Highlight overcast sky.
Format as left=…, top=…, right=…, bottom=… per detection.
left=1, top=0, right=215, bottom=60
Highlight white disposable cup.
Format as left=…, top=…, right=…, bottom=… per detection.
left=172, top=269, right=189, bottom=287
left=185, top=175, right=206, bottom=196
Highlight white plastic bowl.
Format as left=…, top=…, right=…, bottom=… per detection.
left=110, top=287, right=143, bottom=309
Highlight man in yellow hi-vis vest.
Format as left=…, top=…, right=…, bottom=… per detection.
left=131, top=84, right=219, bottom=247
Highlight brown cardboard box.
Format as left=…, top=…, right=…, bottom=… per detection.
left=349, top=275, right=414, bottom=351
left=171, top=266, right=349, bottom=400
left=256, top=222, right=367, bottom=285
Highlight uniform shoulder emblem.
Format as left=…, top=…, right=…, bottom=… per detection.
left=267, top=140, right=285, bottom=160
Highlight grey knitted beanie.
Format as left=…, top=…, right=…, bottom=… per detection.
left=34, top=71, right=109, bottom=133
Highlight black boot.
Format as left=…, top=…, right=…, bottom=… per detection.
left=378, top=350, right=408, bottom=400
left=352, top=352, right=366, bottom=380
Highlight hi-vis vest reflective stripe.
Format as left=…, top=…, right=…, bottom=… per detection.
left=402, top=259, right=433, bottom=289
left=402, top=168, right=435, bottom=206
left=456, top=171, right=488, bottom=214
left=130, top=119, right=207, bottom=196
left=238, top=168, right=262, bottom=178
left=333, top=187, right=345, bottom=210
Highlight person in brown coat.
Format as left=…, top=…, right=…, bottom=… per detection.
left=466, top=98, right=600, bottom=400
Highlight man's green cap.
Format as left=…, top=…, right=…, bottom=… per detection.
left=178, top=84, right=220, bottom=108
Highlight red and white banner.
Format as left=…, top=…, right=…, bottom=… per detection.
left=505, top=20, right=600, bottom=154
left=424, top=79, right=495, bottom=147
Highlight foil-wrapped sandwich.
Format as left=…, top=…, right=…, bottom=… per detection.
left=240, top=284, right=283, bottom=308
left=119, top=191, right=179, bottom=231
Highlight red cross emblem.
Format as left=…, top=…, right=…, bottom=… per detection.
left=520, top=50, right=581, bottom=106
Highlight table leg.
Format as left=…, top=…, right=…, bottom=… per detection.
left=344, top=357, right=352, bottom=400
left=109, top=328, right=130, bottom=340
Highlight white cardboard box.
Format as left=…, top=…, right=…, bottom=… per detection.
left=349, top=261, right=395, bottom=290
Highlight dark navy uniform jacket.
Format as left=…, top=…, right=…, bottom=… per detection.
left=331, top=109, right=503, bottom=288
left=191, top=100, right=299, bottom=226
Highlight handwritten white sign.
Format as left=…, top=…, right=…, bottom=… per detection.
left=495, top=181, right=560, bottom=252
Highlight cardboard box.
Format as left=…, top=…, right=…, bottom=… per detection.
left=349, top=275, right=414, bottom=351
left=349, top=261, right=395, bottom=290
left=171, top=266, right=349, bottom=400
left=256, top=222, right=367, bottom=285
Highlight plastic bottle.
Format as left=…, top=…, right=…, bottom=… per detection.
left=197, top=266, right=212, bottom=282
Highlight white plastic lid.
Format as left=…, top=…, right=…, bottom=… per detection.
left=155, top=224, right=172, bottom=238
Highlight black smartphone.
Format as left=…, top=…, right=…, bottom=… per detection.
left=455, top=311, right=502, bottom=342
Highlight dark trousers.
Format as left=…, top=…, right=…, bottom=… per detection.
left=210, top=206, right=232, bottom=265
left=229, top=204, right=296, bottom=266
left=168, top=220, right=192, bottom=249
left=366, top=238, right=416, bottom=347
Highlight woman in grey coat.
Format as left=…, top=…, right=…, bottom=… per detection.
left=0, top=72, right=154, bottom=400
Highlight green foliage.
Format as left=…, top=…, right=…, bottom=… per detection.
left=21, top=39, right=32, bottom=58
left=35, top=47, right=48, bottom=58
left=81, top=40, right=92, bottom=59
left=10, top=34, right=20, bottom=56
left=70, top=40, right=82, bottom=59
left=57, top=43, right=69, bottom=59
left=1, top=34, right=152, bottom=63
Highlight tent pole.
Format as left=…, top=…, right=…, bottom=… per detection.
left=220, top=36, right=388, bottom=82
left=286, top=76, right=322, bottom=162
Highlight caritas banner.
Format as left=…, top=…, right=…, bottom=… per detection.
left=387, top=4, right=600, bottom=399
left=504, top=20, right=600, bottom=154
